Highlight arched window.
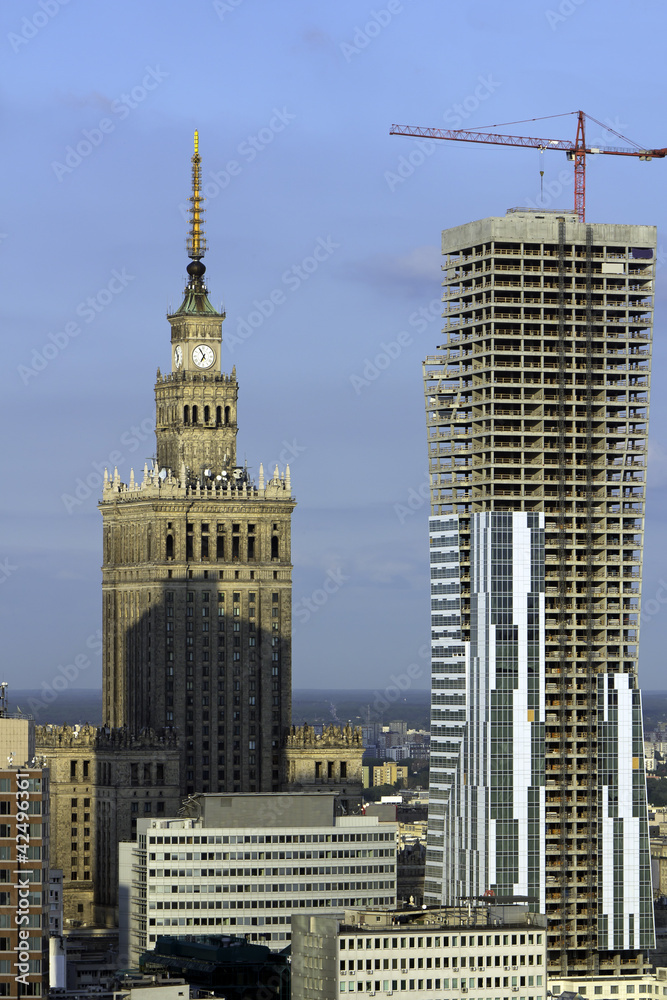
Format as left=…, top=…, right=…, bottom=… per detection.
left=204, top=405, right=210, bottom=424
left=224, top=405, right=231, bottom=425
left=192, top=405, right=198, bottom=424
left=166, top=535, right=174, bottom=559
left=216, top=406, right=222, bottom=426
left=183, top=405, right=189, bottom=425
left=271, top=536, right=279, bottom=560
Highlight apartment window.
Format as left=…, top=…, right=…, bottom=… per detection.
left=70, top=761, right=77, bottom=779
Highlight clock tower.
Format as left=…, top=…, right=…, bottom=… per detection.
left=100, top=134, right=295, bottom=797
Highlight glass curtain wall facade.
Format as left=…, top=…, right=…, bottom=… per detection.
left=428, top=511, right=546, bottom=913
left=423, top=209, right=655, bottom=977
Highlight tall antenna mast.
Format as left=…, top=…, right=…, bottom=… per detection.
left=186, top=130, right=207, bottom=261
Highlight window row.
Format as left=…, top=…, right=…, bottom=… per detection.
left=182, top=404, right=232, bottom=426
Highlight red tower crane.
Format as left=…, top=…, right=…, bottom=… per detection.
left=390, top=111, right=667, bottom=223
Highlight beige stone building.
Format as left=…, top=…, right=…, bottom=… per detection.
left=372, top=761, right=408, bottom=788
left=35, top=723, right=180, bottom=928
left=283, top=724, right=364, bottom=814
left=99, top=135, right=295, bottom=798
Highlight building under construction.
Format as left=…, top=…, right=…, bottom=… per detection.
left=423, top=207, right=655, bottom=977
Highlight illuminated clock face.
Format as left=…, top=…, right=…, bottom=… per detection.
left=193, top=344, right=215, bottom=369
left=174, top=345, right=183, bottom=369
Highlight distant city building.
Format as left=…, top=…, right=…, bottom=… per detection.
left=387, top=721, right=408, bottom=739
left=291, top=904, right=547, bottom=1000
left=36, top=723, right=180, bottom=928
left=360, top=724, right=382, bottom=747
left=119, top=792, right=397, bottom=965
left=0, top=703, right=34, bottom=767
left=371, top=763, right=408, bottom=788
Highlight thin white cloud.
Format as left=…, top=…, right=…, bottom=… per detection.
left=348, top=245, right=441, bottom=298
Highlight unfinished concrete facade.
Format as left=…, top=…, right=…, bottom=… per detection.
left=424, top=209, right=655, bottom=977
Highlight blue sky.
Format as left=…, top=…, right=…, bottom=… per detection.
left=2, top=0, right=667, bottom=699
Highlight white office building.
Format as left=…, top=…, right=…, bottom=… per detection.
left=292, top=905, right=547, bottom=1000
left=119, top=792, right=397, bottom=965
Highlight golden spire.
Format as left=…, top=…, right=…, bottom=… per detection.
left=186, top=129, right=207, bottom=260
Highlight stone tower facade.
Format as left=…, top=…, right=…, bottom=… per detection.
left=283, top=723, right=364, bottom=814
left=35, top=724, right=180, bottom=928
left=99, top=135, right=295, bottom=797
